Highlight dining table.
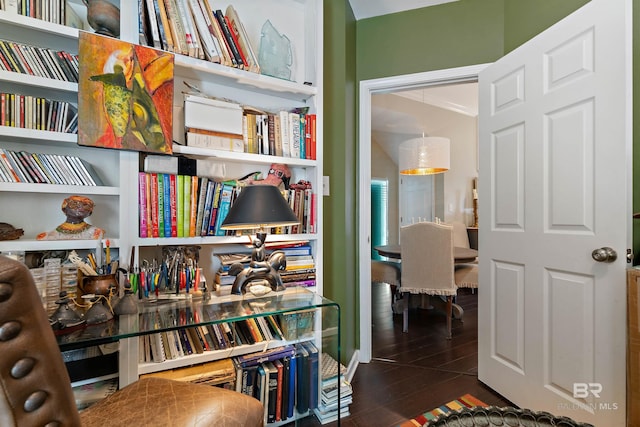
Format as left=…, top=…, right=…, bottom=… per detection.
left=374, top=244, right=478, bottom=263
left=373, top=244, right=478, bottom=320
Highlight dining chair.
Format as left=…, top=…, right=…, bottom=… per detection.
left=450, top=221, right=479, bottom=291
left=400, top=221, right=458, bottom=338
left=371, top=259, right=402, bottom=311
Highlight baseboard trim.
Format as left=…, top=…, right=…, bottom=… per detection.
left=346, top=350, right=359, bottom=383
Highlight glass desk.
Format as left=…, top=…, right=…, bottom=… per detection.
left=56, top=287, right=342, bottom=426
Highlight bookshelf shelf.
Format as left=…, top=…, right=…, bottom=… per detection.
left=0, top=238, right=122, bottom=252
left=0, top=10, right=80, bottom=39
left=172, top=144, right=318, bottom=167
left=0, top=182, right=119, bottom=195
left=133, top=232, right=317, bottom=247
left=174, top=54, right=317, bottom=101
left=0, top=126, right=77, bottom=143
left=0, top=70, right=78, bottom=92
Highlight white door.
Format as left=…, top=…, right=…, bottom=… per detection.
left=478, top=0, right=630, bottom=425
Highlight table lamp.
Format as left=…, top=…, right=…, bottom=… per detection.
left=220, top=184, right=300, bottom=295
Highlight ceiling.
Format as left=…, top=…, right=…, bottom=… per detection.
left=372, top=82, right=478, bottom=135
left=348, top=0, right=458, bottom=20
left=396, top=83, right=478, bottom=117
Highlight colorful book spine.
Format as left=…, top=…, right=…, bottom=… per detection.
left=182, top=173, right=191, bottom=237
left=189, top=175, right=198, bottom=237
left=214, top=183, right=234, bottom=236
left=176, top=174, right=184, bottom=237
left=139, top=172, right=148, bottom=237
left=194, top=176, right=208, bottom=237
left=157, top=173, right=165, bottom=237
left=207, top=181, right=223, bottom=236
left=163, top=173, right=172, bottom=237
left=308, top=114, right=317, bottom=160
left=149, top=173, right=159, bottom=238
left=200, top=180, right=215, bottom=236
left=299, top=114, right=306, bottom=159
left=169, top=173, right=178, bottom=237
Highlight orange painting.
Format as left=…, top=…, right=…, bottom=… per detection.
left=78, top=32, right=174, bottom=154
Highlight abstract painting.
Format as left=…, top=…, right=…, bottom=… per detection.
left=78, top=32, right=174, bottom=154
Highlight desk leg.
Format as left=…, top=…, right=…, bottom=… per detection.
left=119, top=337, right=138, bottom=387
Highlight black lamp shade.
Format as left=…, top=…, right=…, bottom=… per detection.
left=220, top=185, right=299, bottom=230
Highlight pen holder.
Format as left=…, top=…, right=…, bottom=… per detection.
left=79, top=273, right=118, bottom=298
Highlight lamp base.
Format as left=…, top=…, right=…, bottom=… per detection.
left=230, top=233, right=287, bottom=295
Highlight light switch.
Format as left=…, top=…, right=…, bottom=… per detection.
left=323, top=176, right=330, bottom=196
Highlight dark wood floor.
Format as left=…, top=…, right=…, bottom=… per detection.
left=300, top=283, right=513, bottom=427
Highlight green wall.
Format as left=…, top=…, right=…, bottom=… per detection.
left=356, top=0, right=504, bottom=80
left=503, top=0, right=589, bottom=53
left=324, top=0, right=638, bottom=362
left=323, top=1, right=358, bottom=363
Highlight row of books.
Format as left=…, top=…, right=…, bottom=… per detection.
left=0, top=148, right=103, bottom=185
left=0, top=0, right=67, bottom=25
left=0, top=93, right=78, bottom=133
left=141, top=1, right=259, bottom=73
left=139, top=315, right=291, bottom=364
left=233, top=342, right=320, bottom=424
left=0, top=37, right=79, bottom=82
left=138, top=172, right=317, bottom=238
left=242, top=110, right=317, bottom=160
left=182, top=94, right=318, bottom=160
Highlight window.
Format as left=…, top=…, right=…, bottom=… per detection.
left=371, top=179, right=388, bottom=260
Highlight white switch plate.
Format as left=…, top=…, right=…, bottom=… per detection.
left=323, top=176, right=330, bottom=196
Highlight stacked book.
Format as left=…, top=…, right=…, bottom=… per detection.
left=181, top=93, right=318, bottom=160
left=233, top=341, right=320, bottom=425
left=0, top=37, right=79, bottom=82
left=314, top=353, right=352, bottom=424
left=140, top=1, right=260, bottom=73
left=0, top=148, right=102, bottom=185
left=0, top=92, right=78, bottom=133
left=140, top=358, right=236, bottom=389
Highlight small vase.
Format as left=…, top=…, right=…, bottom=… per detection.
left=83, top=0, right=120, bottom=38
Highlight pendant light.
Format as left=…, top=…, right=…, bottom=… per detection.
left=399, top=135, right=450, bottom=175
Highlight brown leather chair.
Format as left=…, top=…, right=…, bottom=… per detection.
left=0, top=255, right=264, bottom=427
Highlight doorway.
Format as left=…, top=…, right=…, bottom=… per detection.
left=358, top=64, right=489, bottom=363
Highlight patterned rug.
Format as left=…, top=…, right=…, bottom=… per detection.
left=397, top=394, right=488, bottom=427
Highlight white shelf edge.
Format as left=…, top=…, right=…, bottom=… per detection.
left=0, top=182, right=119, bottom=195
left=0, top=126, right=77, bottom=143
left=134, top=233, right=318, bottom=247
left=172, top=145, right=317, bottom=167
left=0, top=70, right=78, bottom=92
left=70, top=373, right=119, bottom=388
left=0, top=10, right=79, bottom=38
left=0, top=238, right=122, bottom=252
left=174, top=55, right=317, bottom=97
left=137, top=338, right=312, bottom=375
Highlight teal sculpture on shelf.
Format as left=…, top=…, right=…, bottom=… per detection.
left=258, top=20, right=293, bottom=81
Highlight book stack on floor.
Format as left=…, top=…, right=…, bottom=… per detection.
left=314, top=352, right=352, bottom=424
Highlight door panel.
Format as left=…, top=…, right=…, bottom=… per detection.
left=478, top=0, right=630, bottom=425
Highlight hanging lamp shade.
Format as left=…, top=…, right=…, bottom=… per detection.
left=399, top=136, right=450, bottom=175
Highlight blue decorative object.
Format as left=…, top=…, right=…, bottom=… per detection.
left=258, top=20, right=293, bottom=80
